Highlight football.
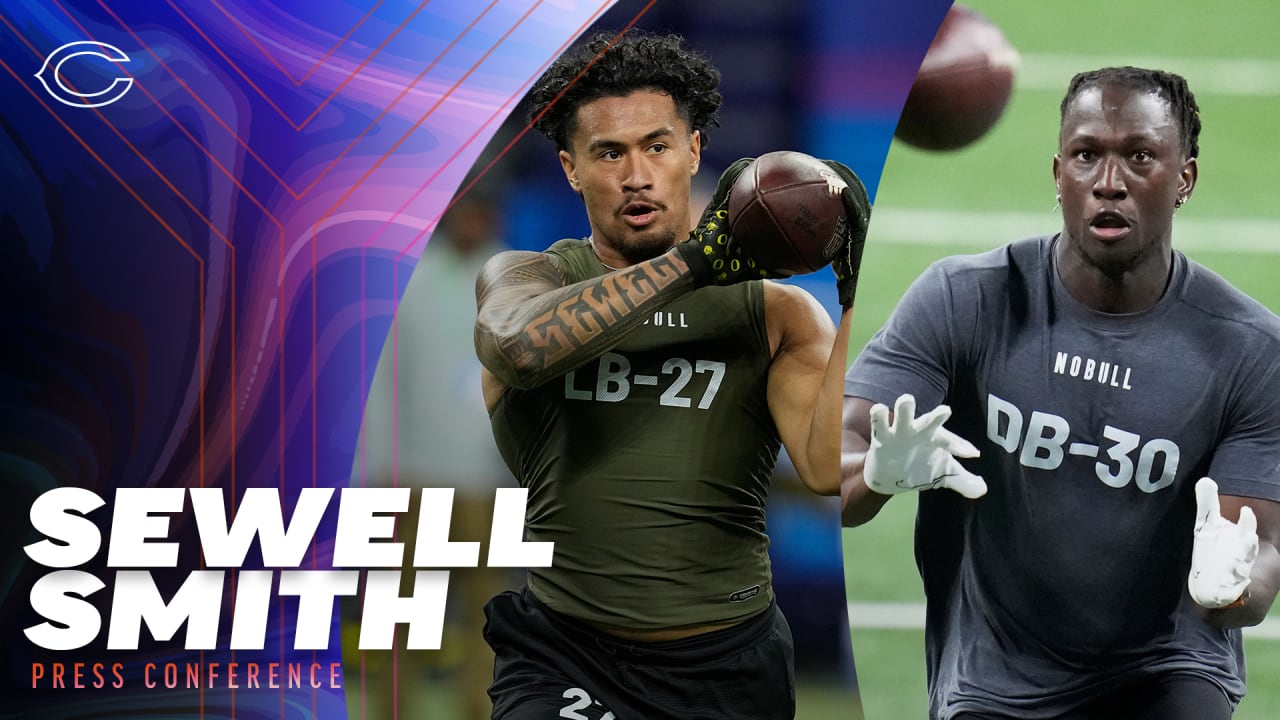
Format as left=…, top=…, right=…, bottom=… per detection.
left=725, top=151, right=848, bottom=277
left=894, top=4, right=1019, bottom=152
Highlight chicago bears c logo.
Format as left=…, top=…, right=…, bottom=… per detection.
left=35, top=41, right=133, bottom=108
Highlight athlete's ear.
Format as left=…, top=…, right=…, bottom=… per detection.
left=559, top=149, right=581, bottom=195
left=690, top=130, right=702, bottom=177
left=1178, top=156, right=1198, bottom=204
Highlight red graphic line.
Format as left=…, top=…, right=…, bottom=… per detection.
left=313, top=2, right=550, bottom=707
left=319, top=0, right=524, bottom=533
left=199, top=267, right=206, bottom=720
left=161, top=0, right=305, bottom=130
left=164, top=0, right=429, bottom=131
left=364, top=15, right=628, bottom=711
left=369, top=0, right=625, bottom=714
left=94, top=0, right=283, bottom=228
left=364, top=35, right=553, bottom=268
left=200, top=271, right=206, bottom=493
left=0, top=57, right=201, bottom=264
left=11, top=0, right=243, bottom=605
left=86, top=6, right=244, bottom=536
left=279, top=583, right=285, bottom=716
left=108, top=0, right=487, bottom=203
left=0, top=39, right=212, bottom=712
left=315, top=0, right=516, bottom=548
left=378, top=0, right=641, bottom=476
left=363, top=0, right=614, bottom=487
left=295, top=2, right=384, bottom=85
left=208, top=0, right=427, bottom=130
left=392, top=0, right=651, bottom=266
left=356, top=21, right=563, bottom=263
left=291, top=1, right=491, bottom=199
left=355, top=0, right=524, bottom=494
left=160, top=0, right=307, bottom=129
left=380, top=14, right=655, bottom=706
left=36, top=0, right=237, bottom=253
left=310, top=233, right=318, bottom=720
left=9, top=17, right=231, bottom=716
left=392, top=539, right=399, bottom=720
left=295, top=1, right=430, bottom=129
left=389, top=262, right=400, bottom=488
left=70, top=12, right=275, bottom=584
left=277, top=221, right=286, bottom=718
left=146, top=4, right=313, bottom=702
left=312, top=0, right=512, bottom=239
left=208, top=0, right=386, bottom=87
left=100, top=1, right=301, bottom=199
left=227, top=259, right=237, bottom=718
left=37, top=3, right=243, bottom=540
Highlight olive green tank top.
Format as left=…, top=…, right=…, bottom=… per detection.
left=489, top=238, right=781, bottom=629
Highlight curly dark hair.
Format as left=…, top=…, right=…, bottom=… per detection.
left=1060, top=66, right=1201, bottom=159
left=526, top=30, right=722, bottom=152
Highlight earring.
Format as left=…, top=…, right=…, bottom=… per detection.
left=1175, top=196, right=1187, bottom=209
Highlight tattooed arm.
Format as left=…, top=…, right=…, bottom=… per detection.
left=474, top=247, right=698, bottom=394
left=473, top=159, right=772, bottom=398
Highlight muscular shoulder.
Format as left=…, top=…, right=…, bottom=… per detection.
left=476, top=249, right=566, bottom=296
left=891, top=236, right=1051, bottom=328
left=924, top=235, right=1051, bottom=294
left=764, top=280, right=827, bottom=314
left=764, top=281, right=835, bottom=357
left=1178, top=256, right=1280, bottom=345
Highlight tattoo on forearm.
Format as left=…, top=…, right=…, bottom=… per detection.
left=478, top=252, right=692, bottom=387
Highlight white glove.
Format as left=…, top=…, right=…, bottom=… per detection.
left=1189, top=477, right=1259, bottom=609
left=863, top=394, right=987, bottom=499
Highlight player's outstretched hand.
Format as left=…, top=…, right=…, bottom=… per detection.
left=863, top=394, right=987, bottom=499
left=672, top=158, right=782, bottom=286
left=1189, top=477, right=1259, bottom=609
left=818, top=159, right=871, bottom=309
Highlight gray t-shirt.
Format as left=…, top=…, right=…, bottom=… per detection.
left=845, top=235, right=1280, bottom=719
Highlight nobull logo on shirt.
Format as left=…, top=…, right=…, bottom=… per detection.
left=642, top=311, right=688, bottom=328
left=1052, top=352, right=1134, bottom=391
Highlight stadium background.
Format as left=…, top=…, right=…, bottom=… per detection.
left=3, top=0, right=1277, bottom=718
left=842, top=1, right=1280, bottom=719
left=1, top=0, right=941, bottom=718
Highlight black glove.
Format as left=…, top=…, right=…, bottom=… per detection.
left=672, top=158, right=781, bottom=286
left=820, top=159, right=871, bottom=309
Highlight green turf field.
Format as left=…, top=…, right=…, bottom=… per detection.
left=843, top=1, right=1280, bottom=718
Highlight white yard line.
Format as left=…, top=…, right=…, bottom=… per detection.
left=847, top=601, right=1280, bottom=640
left=1019, top=54, right=1280, bottom=96
left=869, top=208, right=1280, bottom=255
left=846, top=601, right=927, bottom=630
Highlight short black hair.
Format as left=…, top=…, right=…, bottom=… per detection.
left=1060, top=66, right=1201, bottom=159
left=526, top=30, right=722, bottom=153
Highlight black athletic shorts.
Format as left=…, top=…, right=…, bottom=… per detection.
left=483, top=587, right=796, bottom=719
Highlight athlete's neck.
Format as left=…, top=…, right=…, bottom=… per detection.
left=589, top=236, right=623, bottom=271
left=1055, top=235, right=1173, bottom=314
